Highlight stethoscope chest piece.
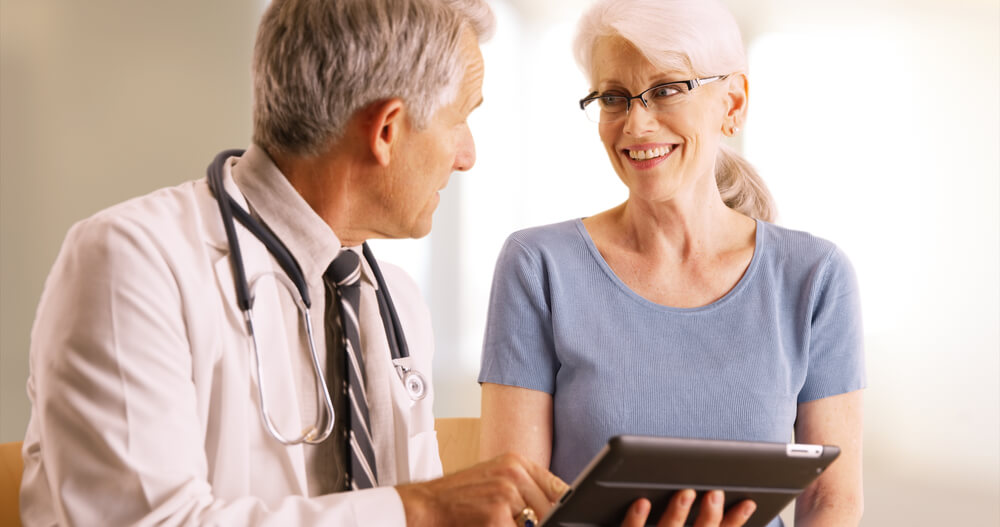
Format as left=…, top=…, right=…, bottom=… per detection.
left=393, top=357, right=428, bottom=401
left=403, top=370, right=428, bottom=401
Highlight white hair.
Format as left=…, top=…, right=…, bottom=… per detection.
left=252, top=0, right=494, bottom=158
left=573, top=0, right=776, bottom=222
left=574, top=0, right=746, bottom=81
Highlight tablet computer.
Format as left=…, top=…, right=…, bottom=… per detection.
left=540, top=435, right=840, bottom=527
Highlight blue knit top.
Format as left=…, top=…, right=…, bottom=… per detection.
left=478, top=219, right=866, bottom=491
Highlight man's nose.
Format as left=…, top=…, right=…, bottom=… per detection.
left=453, top=128, right=476, bottom=172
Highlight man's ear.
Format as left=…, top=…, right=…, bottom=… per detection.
left=367, top=98, right=406, bottom=167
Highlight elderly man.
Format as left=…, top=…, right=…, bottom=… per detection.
left=19, top=0, right=565, bottom=525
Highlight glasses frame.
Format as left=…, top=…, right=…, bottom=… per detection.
left=579, top=74, right=731, bottom=122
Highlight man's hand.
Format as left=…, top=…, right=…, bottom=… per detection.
left=622, top=490, right=757, bottom=527
left=396, top=452, right=568, bottom=526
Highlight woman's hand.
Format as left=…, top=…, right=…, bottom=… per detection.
left=621, top=490, right=756, bottom=527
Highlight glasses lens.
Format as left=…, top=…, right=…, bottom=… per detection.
left=582, top=99, right=603, bottom=122
left=583, top=95, right=628, bottom=123
left=645, top=84, right=687, bottom=112
left=598, top=95, right=628, bottom=112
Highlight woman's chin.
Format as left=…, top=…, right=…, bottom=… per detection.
left=621, top=176, right=685, bottom=204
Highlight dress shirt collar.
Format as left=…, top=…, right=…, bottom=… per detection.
left=230, top=144, right=373, bottom=284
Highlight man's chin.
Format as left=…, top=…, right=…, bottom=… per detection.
left=410, top=220, right=433, bottom=240
left=407, top=206, right=438, bottom=240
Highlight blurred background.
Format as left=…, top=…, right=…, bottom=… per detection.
left=1, top=0, right=997, bottom=524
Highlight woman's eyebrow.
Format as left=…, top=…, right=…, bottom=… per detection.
left=596, top=75, right=689, bottom=93
left=648, top=75, right=690, bottom=86
left=595, top=80, right=633, bottom=94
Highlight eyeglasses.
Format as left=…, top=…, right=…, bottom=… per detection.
left=579, top=74, right=730, bottom=123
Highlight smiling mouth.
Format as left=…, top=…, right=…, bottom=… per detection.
left=625, top=145, right=674, bottom=161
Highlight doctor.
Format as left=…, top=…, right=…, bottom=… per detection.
left=19, top=0, right=568, bottom=525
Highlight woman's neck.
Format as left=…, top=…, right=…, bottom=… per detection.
left=607, top=186, right=753, bottom=264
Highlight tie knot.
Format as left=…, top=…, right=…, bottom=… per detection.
left=326, top=249, right=361, bottom=287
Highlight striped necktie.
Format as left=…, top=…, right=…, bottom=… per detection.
left=324, top=249, right=378, bottom=490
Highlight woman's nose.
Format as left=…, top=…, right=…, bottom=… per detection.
left=622, top=101, right=658, bottom=136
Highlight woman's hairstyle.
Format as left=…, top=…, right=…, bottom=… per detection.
left=573, top=0, right=776, bottom=222
left=252, top=0, right=495, bottom=158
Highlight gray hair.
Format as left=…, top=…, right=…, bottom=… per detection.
left=574, top=0, right=776, bottom=222
left=252, top=0, right=494, bottom=158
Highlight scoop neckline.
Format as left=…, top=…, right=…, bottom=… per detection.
left=572, top=217, right=763, bottom=314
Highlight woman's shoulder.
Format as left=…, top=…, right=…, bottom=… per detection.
left=504, top=218, right=585, bottom=252
left=492, top=219, right=592, bottom=274
left=757, top=220, right=855, bottom=279
left=760, top=220, right=842, bottom=258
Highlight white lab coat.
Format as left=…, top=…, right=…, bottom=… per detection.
left=20, top=168, right=442, bottom=526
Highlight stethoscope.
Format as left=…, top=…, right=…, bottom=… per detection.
left=207, top=149, right=427, bottom=446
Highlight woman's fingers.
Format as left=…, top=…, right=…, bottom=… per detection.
left=615, top=489, right=760, bottom=527
left=622, top=492, right=742, bottom=527
left=656, top=489, right=696, bottom=527
left=695, top=490, right=727, bottom=527
left=691, top=491, right=756, bottom=527
left=620, top=498, right=652, bottom=527
left=719, top=499, right=757, bottom=527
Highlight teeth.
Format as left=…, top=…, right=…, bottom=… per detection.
left=628, top=146, right=672, bottom=160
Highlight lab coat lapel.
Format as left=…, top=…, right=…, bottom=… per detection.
left=202, top=162, right=310, bottom=497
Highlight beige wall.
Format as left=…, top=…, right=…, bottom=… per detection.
left=0, top=0, right=261, bottom=440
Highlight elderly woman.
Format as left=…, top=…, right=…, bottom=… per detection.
left=477, top=0, right=865, bottom=526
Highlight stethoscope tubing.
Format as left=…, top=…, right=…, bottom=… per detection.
left=208, top=149, right=312, bottom=310
left=209, top=149, right=410, bottom=362
left=206, top=149, right=425, bottom=445
left=364, top=243, right=410, bottom=362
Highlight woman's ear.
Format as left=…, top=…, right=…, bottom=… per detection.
left=723, top=73, right=748, bottom=136
left=366, top=98, right=406, bottom=167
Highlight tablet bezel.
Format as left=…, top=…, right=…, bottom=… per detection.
left=540, top=435, right=840, bottom=527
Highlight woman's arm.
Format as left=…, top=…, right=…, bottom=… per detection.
left=480, top=383, right=756, bottom=527
left=479, top=382, right=554, bottom=469
left=794, top=390, right=864, bottom=526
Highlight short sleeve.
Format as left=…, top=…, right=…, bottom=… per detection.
left=478, top=236, right=559, bottom=394
left=798, top=247, right=867, bottom=403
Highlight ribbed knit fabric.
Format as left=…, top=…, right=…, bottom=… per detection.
left=478, top=219, right=865, bottom=527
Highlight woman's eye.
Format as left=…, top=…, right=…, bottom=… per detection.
left=599, top=95, right=626, bottom=108
left=651, top=86, right=680, bottom=98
